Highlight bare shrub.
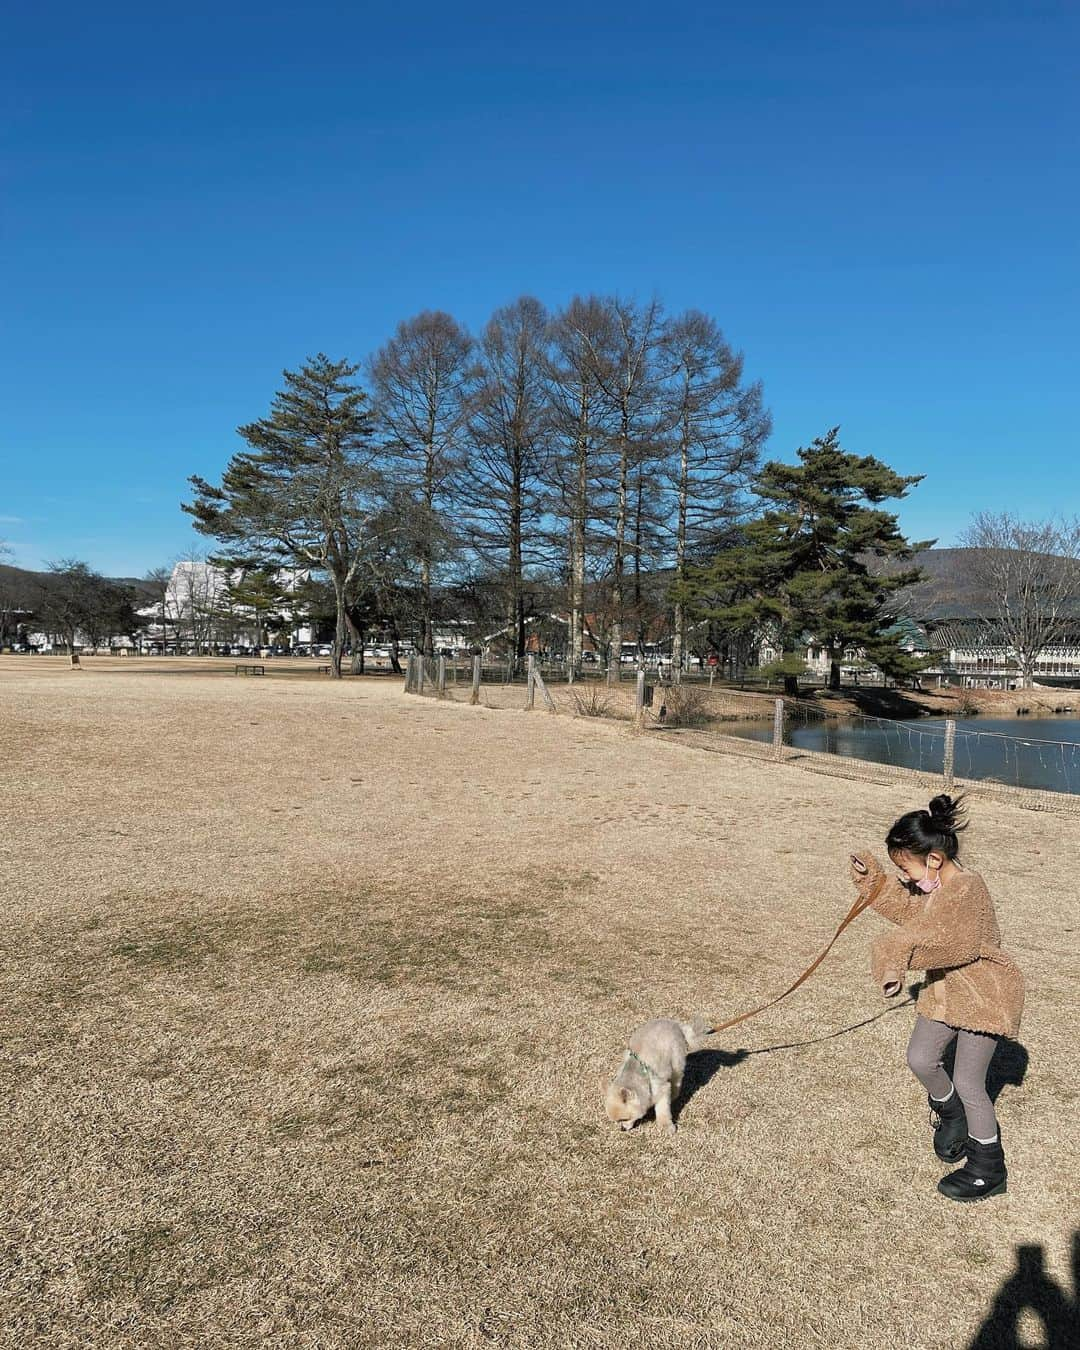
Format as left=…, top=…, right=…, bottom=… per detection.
left=571, top=682, right=615, bottom=718
left=658, top=682, right=712, bottom=726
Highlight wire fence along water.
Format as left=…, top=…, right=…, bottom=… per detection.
left=726, top=699, right=1080, bottom=798
left=403, top=655, right=1080, bottom=802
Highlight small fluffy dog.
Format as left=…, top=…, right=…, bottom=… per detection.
left=604, top=1016, right=712, bottom=1134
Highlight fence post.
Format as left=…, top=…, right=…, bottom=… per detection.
left=404, top=653, right=414, bottom=693
left=635, top=669, right=646, bottom=724
left=470, top=654, right=481, bottom=706
left=526, top=654, right=536, bottom=710
left=418, top=656, right=427, bottom=695
left=437, top=654, right=447, bottom=698
left=943, top=718, right=956, bottom=790
left=772, top=698, right=784, bottom=761
left=533, top=662, right=557, bottom=712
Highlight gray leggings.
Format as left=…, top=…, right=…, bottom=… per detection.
left=906, top=1016, right=999, bottom=1140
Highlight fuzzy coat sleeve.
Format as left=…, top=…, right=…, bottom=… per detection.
left=870, top=878, right=927, bottom=927
left=871, top=875, right=985, bottom=994
left=849, top=851, right=926, bottom=926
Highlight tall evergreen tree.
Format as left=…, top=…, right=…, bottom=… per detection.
left=183, top=355, right=382, bottom=678
left=676, top=429, right=928, bottom=694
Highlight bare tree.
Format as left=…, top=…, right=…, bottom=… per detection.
left=587, top=297, right=665, bottom=681
left=144, top=564, right=177, bottom=652
left=660, top=311, right=770, bottom=674
left=545, top=297, right=618, bottom=673
left=960, top=513, right=1080, bottom=688
left=369, top=312, right=476, bottom=657
left=33, top=561, right=140, bottom=664
left=461, top=297, right=550, bottom=669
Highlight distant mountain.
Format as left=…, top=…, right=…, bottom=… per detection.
left=883, top=547, right=1080, bottom=622
left=0, top=562, right=158, bottom=606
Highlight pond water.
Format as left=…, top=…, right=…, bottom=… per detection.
left=720, top=716, right=1080, bottom=796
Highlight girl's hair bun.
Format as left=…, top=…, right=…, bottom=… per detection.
left=887, top=794, right=968, bottom=861
left=927, top=794, right=966, bottom=835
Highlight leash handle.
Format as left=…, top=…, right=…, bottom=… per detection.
left=708, top=873, right=885, bottom=1035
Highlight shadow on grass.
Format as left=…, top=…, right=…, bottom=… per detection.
left=675, top=1048, right=750, bottom=1120
left=673, top=1001, right=917, bottom=1121
left=737, top=998, right=917, bottom=1057
left=968, top=1233, right=1077, bottom=1349
left=942, top=1036, right=1030, bottom=1106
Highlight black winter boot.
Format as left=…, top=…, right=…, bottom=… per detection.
left=928, top=1090, right=968, bottom=1163
left=937, top=1136, right=1007, bottom=1202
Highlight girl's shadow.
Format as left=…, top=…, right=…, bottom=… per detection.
left=945, top=1036, right=1029, bottom=1104
left=674, top=1002, right=1029, bottom=1124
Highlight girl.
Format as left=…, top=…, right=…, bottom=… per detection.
left=850, top=795, right=1024, bottom=1202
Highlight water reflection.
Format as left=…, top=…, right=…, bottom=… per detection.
left=722, top=716, right=1080, bottom=796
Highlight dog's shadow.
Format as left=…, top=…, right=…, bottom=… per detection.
left=674, top=1047, right=749, bottom=1121
left=672, top=1000, right=919, bottom=1124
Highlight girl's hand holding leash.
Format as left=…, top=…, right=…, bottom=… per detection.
left=849, top=850, right=885, bottom=892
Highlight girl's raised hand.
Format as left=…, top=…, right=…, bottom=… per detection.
left=849, top=850, right=885, bottom=891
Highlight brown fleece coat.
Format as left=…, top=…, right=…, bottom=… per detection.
left=850, top=852, right=1024, bottom=1039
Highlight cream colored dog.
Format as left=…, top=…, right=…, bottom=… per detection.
left=604, top=1017, right=712, bottom=1134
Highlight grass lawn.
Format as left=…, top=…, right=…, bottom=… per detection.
left=2, top=660, right=1076, bottom=1348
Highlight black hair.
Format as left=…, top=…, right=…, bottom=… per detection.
left=886, top=794, right=967, bottom=862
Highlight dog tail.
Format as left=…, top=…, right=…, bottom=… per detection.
left=681, top=1017, right=714, bottom=1052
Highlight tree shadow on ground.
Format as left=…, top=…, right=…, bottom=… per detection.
left=967, top=1233, right=1078, bottom=1349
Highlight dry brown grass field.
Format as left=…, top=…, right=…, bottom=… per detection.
left=2, top=657, right=1077, bottom=1349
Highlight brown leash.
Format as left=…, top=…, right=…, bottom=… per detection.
left=708, top=872, right=885, bottom=1035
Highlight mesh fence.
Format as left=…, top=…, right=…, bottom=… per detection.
left=404, top=661, right=1080, bottom=810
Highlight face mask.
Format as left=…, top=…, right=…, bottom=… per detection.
left=915, top=868, right=941, bottom=894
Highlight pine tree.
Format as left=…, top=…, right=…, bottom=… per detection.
left=184, top=355, right=382, bottom=678
left=677, top=429, right=929, bottom=694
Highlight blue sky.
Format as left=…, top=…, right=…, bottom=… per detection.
left=2, top=1, right=1077, bottom=576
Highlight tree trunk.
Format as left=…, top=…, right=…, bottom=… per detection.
left=346, top=612, right=364, bottom=674
left=330, top=577, right=346, bottom=678
left=783, top=673, right=799, bottom=697
left=570, top=423, right=587, bottom=673
left=672, top=410, right=690, bottom=676
left=609, top=421, right=629, bottom=684
left=509, top=479, right=525, bottom=671
left=388, top=616, right=403, bottom=675
left=829, top=650, right=842, bottom=691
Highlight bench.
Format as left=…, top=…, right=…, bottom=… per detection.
left=317, top=664, right=332, bottom=674
left=234, top=663, right=265, bottom=676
